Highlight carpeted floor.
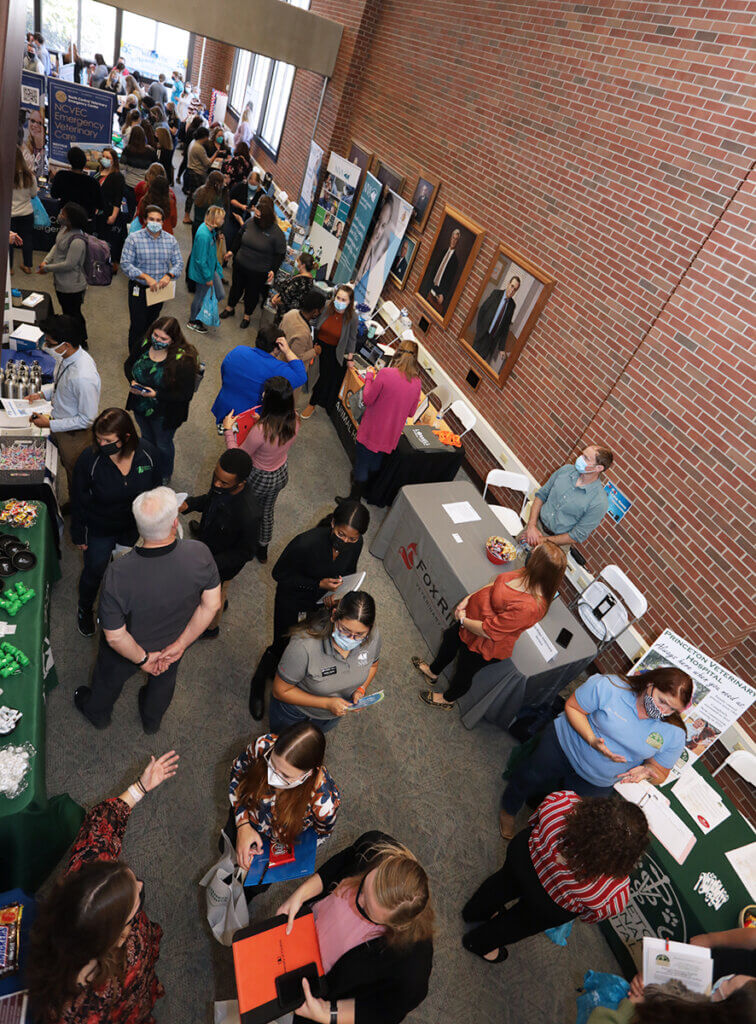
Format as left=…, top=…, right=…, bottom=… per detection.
left=22, top=209, right=621, bottom=1023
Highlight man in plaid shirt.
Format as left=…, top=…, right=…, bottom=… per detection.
left=121, top=206, right=184, bottom=354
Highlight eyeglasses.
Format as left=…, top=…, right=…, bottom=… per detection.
left=334, top=624, right=369, bottom=641
left=124, top=882, right=145, bottom=929
left=355, top=875, right=381, bottom=925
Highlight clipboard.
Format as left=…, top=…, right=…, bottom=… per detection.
left=244, top=827, right=318, bottom=886
left=232, top=908, right=324, bottom=1024
left=145, top=279, right=176, bottom=306
left=316, top=570, right=366, bottom=605
left=234, top=406, right=260, bottom=444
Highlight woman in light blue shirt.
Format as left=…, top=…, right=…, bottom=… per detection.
left=499, top=668, right=692, bottom=838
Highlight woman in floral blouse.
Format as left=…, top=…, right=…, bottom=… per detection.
left=227, top=722, right=340, bottom=892
left=26, top=751, right=180, bottom=1024
left=271, top=251, right=316, bottom=323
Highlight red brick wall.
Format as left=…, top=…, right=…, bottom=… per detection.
left=189, top=36, right=235, bottom=110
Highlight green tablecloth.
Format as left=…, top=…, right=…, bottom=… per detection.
left=602, top=761, right=753, bottom=976
left=0, top=502, right=84, bottom=890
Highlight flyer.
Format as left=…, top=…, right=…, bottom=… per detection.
left=307, top=152, right=360, bottom=275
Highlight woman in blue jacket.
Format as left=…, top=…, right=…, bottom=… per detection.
left=187, top=205, right=228, bottom=334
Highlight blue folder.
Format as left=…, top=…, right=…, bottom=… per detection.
left=244, top=828, right=318, bottom=887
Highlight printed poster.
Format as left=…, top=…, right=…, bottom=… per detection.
left=296, top=140, right=324, bottom=229
left=20, top=70, right=45, bottom=111
left=307, top=151, right=360, bottom=275
left=334, top=170, right=381, bottom=286
left=630, top=629, right=755, bottom=778
left=353, top=189, right=413, bottom=311
left=47, top=79, right=115, bottom=164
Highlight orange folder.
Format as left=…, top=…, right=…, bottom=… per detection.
left=233, top=909, right=324, bottom=1024
left=234, top=406, right=260, bottom=445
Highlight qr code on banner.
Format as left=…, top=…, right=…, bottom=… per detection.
left=21, top=86, right=40, bottom=105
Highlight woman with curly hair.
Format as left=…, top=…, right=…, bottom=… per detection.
left=462, top=793, right=648, bottom=963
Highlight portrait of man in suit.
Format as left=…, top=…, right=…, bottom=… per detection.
left=423, top=228, right=460, bottom=311
left=472, top=275, right=521, bottom=365
left=392, top=238, right=410, bottom=279
left=416, top=206, right=485, bottom=326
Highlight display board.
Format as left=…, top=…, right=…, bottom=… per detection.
left=210, top=89, right=228, bottom=124
left=307, top=152, right=360, bottom=275
left=333, top=170, right=381, bottom=286
left=46, top=80, right=115, bottom=164
left=20, top=71, right=45, bottom=111
left=295, top=140, right=324, bottom=229
left=353, top=189, right=413, bottom=312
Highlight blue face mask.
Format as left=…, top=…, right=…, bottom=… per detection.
left=146, top=220, right=162, bottom=234
left=334, top=299, right=348, bottom=313
left=100, top=156, right=111, bottom=168
left=574, top=455, right=588, bottom=473
left=151, top=336, right=169, bottom=350
left=332, top=627, right=364, bottom=651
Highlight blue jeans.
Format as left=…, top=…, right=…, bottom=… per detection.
left=189, top=281, right=211, bottom=322
left=353, top=441, right=384, bottom=483
left=501, top=720, right=611, bottom=814
left=268, top=697, right=340, bottom=734
left=135, top=413, right=175, bottom=480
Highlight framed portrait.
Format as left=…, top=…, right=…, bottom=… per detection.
left=348, top=139, right=374, bottom=178
left=415, top=206, right=486, bottom=327
left=371, top=158, right=405, bottom=197
left=459, top=242, right=556, bottom=388
left=408, top=173, right=440, bottom=232
left=389, top=233, right=421, bottom=290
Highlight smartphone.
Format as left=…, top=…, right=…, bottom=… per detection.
left=556, top=628, right=572, bottom=649
left=130, top=383, right=151, bottom=395
left=275, top=964, right=320, bottom=1011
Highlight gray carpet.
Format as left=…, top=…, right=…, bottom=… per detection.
left=22, top=211, right=621, bottom=1023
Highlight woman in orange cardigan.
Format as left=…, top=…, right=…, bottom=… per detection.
left=414, top=541, right=566, bottom=708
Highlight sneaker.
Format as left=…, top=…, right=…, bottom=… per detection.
left=77, top=606, right=96, bottom=637
left=73, top=686, right=110, bottom=729
left=186, top=320, right=208, bottom=334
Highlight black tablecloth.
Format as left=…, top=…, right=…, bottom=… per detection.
left=10, top=289, right=53, bottom=326
left=365, top=434, right=465, bottom=508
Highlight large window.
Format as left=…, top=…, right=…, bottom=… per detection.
left=79, top=0, right=116, bottom=64
left=259, top=61, right=295, bottom=155
left=41, top=0, right=77, bottom=55
left=39, top=0, right=114, bottom=61
left=120, top=12, right=190, bottom=79
left=230, top=50, right=253, bottom=114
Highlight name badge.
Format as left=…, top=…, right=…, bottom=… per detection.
left=646, top=730, right=663, bottom=750
left=321, top=666, right=337, bottom=677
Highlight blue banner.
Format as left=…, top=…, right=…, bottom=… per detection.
left=295, top=140, right=324, bottom=229
left=20, top=71, right=45, bottom=111
left=334, top=171, right=381, bottom=286
left=604, top=481, right=632, bottom=523
left=47, top=79, right=114, bottom=164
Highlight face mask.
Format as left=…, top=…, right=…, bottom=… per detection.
left=266, top=760, right=310, bottom=790
left=46, top=343, right=66, bottom=363
left=643, top=690, right=667, bottom=720
left=574, top=454, right=588, bottom=473
left=151, top=336, right=169, bottom=350
left=99, top=440, right=120, bottom=456
left=211, top=483, right=232, bottom=497
left=331, top=531, right=352, bottom=553
left=332, top=627, right=364, bottom=651
left=100, top=156, right=111, bottom=168
left=334, top=299, right=348, bottom=313
left=146, top=221, right=162, bottom=234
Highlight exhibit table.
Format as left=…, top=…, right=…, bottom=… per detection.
left=601, top=761, right=754, bottom=977
left=371, top=482, right=595, bottom=721
left=0, top=502, right=84, bottom=891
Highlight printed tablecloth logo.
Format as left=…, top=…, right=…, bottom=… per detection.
left=399, top=542, right=418, bottom=569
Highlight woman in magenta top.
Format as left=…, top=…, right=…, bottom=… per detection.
left=337, top=340, right=422, bottom=504
left=223, top=375, right=299, bottom=562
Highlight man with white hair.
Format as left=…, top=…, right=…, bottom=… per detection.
left=73, top=486, right=221, bottom=733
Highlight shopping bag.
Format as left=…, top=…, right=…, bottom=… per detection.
left=199, top=830, right=249, bottom=945
left=31, top=195, right=50, bottom=229
left=544, top=919, right=573, bottom=945
left=127, top=216, right=141, bottom=235
left=575, top=970, right=630, bottom=1024
left=198, top=286, right=220, bottom=327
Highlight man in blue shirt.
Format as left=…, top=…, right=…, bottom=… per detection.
left=211, top=324, right=307, bottom=422
left=522, top=445, right=612, bottom=550
left=121, top=206, right=183, bottom=355
left=33, top=33, right=51, bottom=76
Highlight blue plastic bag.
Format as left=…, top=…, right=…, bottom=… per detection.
left=545, top=919, right=574, bottom=945
left=197, top=286, right=220, bottom=327
left=127, top=216, right=141, bottom=235
left=31, top=195, right=50, bottom=229
left=575, top=970, right=630, bottom=1024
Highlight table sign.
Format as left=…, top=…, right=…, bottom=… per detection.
left=642, top=937, right=712, bottom=993
left=525, top=623, right=558, bottom=662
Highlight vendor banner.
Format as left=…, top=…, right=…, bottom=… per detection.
left=307, top=151, right=360, bottom=275
left=353, top=189, right=413, bottom=312
left=630, top=629, right=755, bottom=779
left=20, top=70, right=45, bottom=111
left=296, top=140, right=324, bottom=228
left=334, top=170, right=381, bottom=286
left=47, top=79, right=114, bottom=164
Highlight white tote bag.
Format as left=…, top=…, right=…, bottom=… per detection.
left=199, top=831, right=249, bottom=945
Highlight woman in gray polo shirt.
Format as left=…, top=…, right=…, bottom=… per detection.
left=270, top=591, right=380, bottom=734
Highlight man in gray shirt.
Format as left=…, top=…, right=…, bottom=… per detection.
left=148, top=74, right=171, bottom=105
left=522, top=445, right=613, bottom=550
left=74, top=487, right=221, bottom=733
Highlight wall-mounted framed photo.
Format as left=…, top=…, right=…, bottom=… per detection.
left=348, top=139, right=374, bottom=179
left=371, top=158, right=405, bottom=196
left=459, top=242, right=556, bottom=388
left=408, top=173, right=440, bottom=232
left=388, top=233, right=421, bottom=290
left=414, top=205, right=485, bottom=327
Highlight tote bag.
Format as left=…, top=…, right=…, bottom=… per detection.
left=31, top=195, right=50, bottom=229
left=198, top=286, right=220, bottom=327
left=199, top=830, right=249, bottom=945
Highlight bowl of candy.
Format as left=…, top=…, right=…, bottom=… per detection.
left=486, top=535, right=517, bottom=565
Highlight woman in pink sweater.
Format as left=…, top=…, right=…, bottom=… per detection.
left=222, top=375, right=299, bottom=562
left=337, top=340, right=422, bottom=503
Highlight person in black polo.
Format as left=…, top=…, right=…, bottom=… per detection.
left=179, top=449, right=261, bottom=639
left=74, top=486, right=221, bottom=734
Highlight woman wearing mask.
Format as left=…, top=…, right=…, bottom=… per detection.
left=229, top=169, right=264, bottom=231
left=135, top=167, right=177, bottom=234
left=338, top=339, right=423, bottom=503
left=271, top=251, right=315, bottom=322
left=123, top=317, right=199, bottom=482
left=222, top=375, right=300, bottom=560
left=462, top=793, right=648, bottom=963
left=121, top=126, right=157, bottom=218
left=187, top=205, right=228, bottom=334
left=499, top=666, right=692, bottom=838
left=301, top=285, right=359, bottom=419
left=227, top=723, right=340, bottom=887
left=26, top=751, right=179, bottom=1024
left=10, top=145, right=37, bottom=273
left=96, top=147, right=126, bottom=269
left=70, top=408, right=162, bottom=637
left=248, top=500, right=370, bottom=720
left=414, top=541, right=567, bottom=709
left=277, top=831, right=434, bottom=1024
left=270, top=590, right=380, bottom=734
left=221, top=196, right=286, bottom=329
left=38, top=202, right=89, bottom=344
left=23, top=108, right=47, bottom=179
left=222, top=140, right=252, bottom=189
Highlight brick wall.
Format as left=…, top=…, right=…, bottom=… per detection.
left=189, top=36, right=235, bottom=110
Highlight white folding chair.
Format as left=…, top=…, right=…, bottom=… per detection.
left=712, top=749, right=756, bottom=787
left=448, top=399, right=476, bottom=437
left=482, top=469, right=530, bottom=537
left=570, top=565, right=647, bottom=652
left=426, top=383, right=453, bottom=416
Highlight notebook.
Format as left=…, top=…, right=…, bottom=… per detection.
left=244, top=828, right=318, bottom=887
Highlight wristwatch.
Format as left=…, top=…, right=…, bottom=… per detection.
left=330, top=1002, right=338, bottom=1024
left=135, top=650, right=149, bottom=667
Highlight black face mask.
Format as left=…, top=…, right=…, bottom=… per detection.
left=212, top=483, right=233, bottom=499
left=331, top=531, right=351, bottom=553
left=99, top=441, right=120, bottom=456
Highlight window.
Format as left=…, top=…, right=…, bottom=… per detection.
left=259, top=61, right=294, bottom=155
left=120, top=12, right=190, bottom=79
left=39, top=0, right=115, bottom=61
left=41, top=0, right=77, bottom=54
left=79, top=0, right=116, bottom=64
left=26, top=0, right=34, bottom=36
left=230, top=50, right=253, bottom=115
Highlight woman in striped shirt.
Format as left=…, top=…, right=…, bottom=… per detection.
left=462, top=791, right=648, bottom=962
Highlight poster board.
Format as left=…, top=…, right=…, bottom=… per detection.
left=295, top=140, right=324, bottom=228
left=210, top=89, right=228, bottom=125
left=307, top=152, right=360, bottom=275
left=333, top=170, right=381, bottom=286
left=352, top=189, right=413, bottom=312
left=47, top=79, right=115, bottom=164
left=20, top=70, right=45, bottom=111
left=630, top=629, right=755, bottom=780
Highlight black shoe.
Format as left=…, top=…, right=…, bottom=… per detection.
left=60, top=501, right=71, bottom=515
left=223, top=599, right=229, bottom=611
left=250, top=692, right=265, bottom=721
left=74, top=686, right=110, bottom=729
left=77, top=606, right=96, bottom=637
left=257, top=544, right=268, bottom=564
left=239, top=317, right=251, bottom=330
left=186, top=320, right=208, bottom=334
left=138, top=685, right=160, bottom=735
left=201, top=626, right=220, bottom=639
left=188, top=520, right=201, bottom=537
left=219, top=308, right=234, bottom=320
left=335, top=494, right=349, bottom=504
left=462, top=933, right=508, bottom=962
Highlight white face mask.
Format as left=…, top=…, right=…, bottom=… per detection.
left=266, top=759, right=311, bottom=790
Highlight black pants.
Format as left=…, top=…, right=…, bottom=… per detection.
left=78, top=532, right=134, bottom=611
left=123, top=185, right=137, bottom=220
left=430, top=623, right=491, bottom=702
left=56, top=289, right=88, bottom=343
left=10, top=213, right=34, bottom=267
left=462, top=828, right=575, bottom=954
left=310, top=343, right=346, bottom=412
left=228, top=263, right=268, bottom=317
left=79, top=634, right=181, bottom=731
left=127, top=284, right=163, bottom=355
left=250, top=592, right=303, bottom=699
left=183, top=170, right=201, bottom=214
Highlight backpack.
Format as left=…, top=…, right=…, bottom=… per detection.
left=82, top=233, right=114, bottom=286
